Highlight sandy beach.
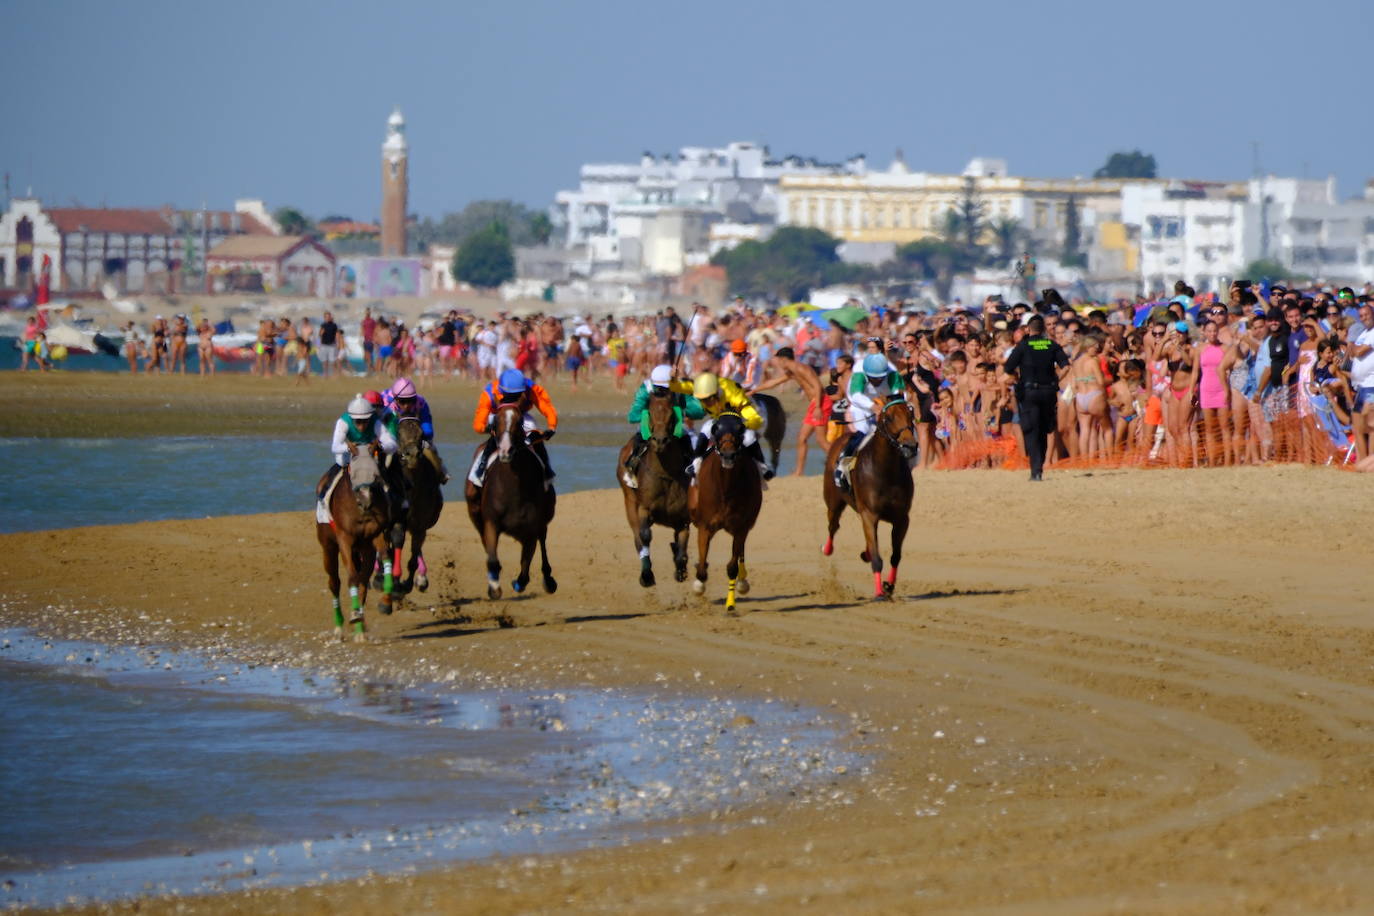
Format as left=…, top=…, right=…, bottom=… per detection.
left=4, top=376, right=1374, bottom=913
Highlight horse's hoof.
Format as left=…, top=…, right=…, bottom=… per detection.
left=674, top=565, right=688, bottom=583
left=736, top=578, right=750, bottom=596
left=692, top=579, right=705, bottom=595
left=416, top=575, right=428, bottom=592
left=725, top=601, right=738, bottom=617
left=487, top=583, right=502, bottom=600
left=860, top=550, right=871, bottom=563
left=543, top=576, right=558, bottom=594
left=333, top=626, right=345, bottom=643
left=371, top=573, right=385, bottom=590
left=639, top=569, right=656, bottom=588
left=882, top=581, right=895, bottom=598
left=378, top=598, right=393, bottom=616
left=511, top=579, right=525, bottom=594
left=352, top=630, right=368, bottom=644
left=821, top=540, right=834, bottom=556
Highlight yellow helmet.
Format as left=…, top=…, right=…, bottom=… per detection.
left=693, top=372, right=720, bottom=399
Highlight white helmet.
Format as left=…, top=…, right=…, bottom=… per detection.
left=650, top=364, right=672, bottom=387
left=347, top=394, right=373, bottom=420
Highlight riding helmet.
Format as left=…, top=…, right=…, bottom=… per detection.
left=363, top=390, right=384, bottom=408
left=862, top=353, right=889, bottom=378
left=650, top=364, right=672, bottom=387
left=693, top=372, right=720, bottom=399
left=391, top=377, right=417, bottom=399
left=498, top=368, right=528, bottom=394
left=347, top=394, right=373, bottom=420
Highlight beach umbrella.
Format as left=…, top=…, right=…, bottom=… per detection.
left=777, top=303, right=810, bottom=318
left=802, top=305, right=868, bottom=330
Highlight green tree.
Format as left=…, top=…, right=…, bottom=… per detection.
left=1094, top=150, right=1157, bottom=179
left=710, top=226, right=849, bottom=301
left=1061, top=194, right=1087, bottom=268
left=273, top=206, right=313, bottom=237
left=415, top=200, right=544, bottom=249
left=894, top=237, right=978, bottom=303
left=957, top=175, right=985, bottom=253
left=988, top=216, right=1024, bottom=266
left=452, top=222, right=516, bottom=289
left=529, top=212, right=554, bottom=246
left=1241, top=259, right=1290, bottom=283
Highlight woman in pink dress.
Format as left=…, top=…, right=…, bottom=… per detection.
left=1197, top=320, right=1230, bottom=465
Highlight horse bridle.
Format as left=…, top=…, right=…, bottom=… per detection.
left=877, top=397, right=917, bottom=458
left=713, top=411, right=744, bottom=463
left=397, top=415, right=423, bottom=465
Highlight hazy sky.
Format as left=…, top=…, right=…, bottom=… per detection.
left=3, top=0, right=1370, bottom=220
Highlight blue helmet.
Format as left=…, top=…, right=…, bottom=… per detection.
left=862, top=353, right=889, bottom=378
left=498, top=368, right=528, bottom=394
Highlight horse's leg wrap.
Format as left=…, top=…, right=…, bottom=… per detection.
left=331, top=597, right=343, bottom=628
left=348, top=585, right=363, bottom=623
left=382, top=556, right=394, bottom=594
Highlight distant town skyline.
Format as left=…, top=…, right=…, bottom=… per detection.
left=3, top=0, right=1370, bottom=220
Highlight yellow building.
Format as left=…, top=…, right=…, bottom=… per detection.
left=777, top=157, right=1147, bottom=252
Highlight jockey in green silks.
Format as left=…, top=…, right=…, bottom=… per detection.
left=621, top=363, right=705, bottom=488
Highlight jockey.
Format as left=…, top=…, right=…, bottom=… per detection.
left=469, top=368, right=558, bottom=490
left=317, top=392, right=399, bottom=510
left=834, top=352, right=906, bottom=488
left=718, top=338, right=760, bottom=388
left=383, top=377, right=449, bottom=483
left=669, top=371, right=772, bottom=480
left=621, top=363, right=705, bottom=488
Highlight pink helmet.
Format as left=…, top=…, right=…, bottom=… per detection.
left=390, top=377, right=417, bottom=399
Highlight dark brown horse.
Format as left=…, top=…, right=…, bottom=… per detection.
left=465, top=402, right=557, bottom=599
left=822, top=396, right=918, bottom=599
left=315, top=447, right=391, bottom=641
left=618, top=389, right=691, bottom=587
left=688, top=412, right=763, bottom=614
left=752, top=392, right=787, bottom=475
left=394, top=416, right=443, bottom=594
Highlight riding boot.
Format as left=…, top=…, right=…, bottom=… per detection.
left=689, top=433, right=709, bottom=478
left=317, top=463, right=342, bottom=516
left=622, top=434, right=648, bottom=489
left=423, top=441, right=450, bottom=484
left=532, top=438, right=556, bottom=491
left=834, top=431, right=864, bottom=489
left=745, top=440, right=774, bottom=480
left=469, top=438, right=496, bottom=489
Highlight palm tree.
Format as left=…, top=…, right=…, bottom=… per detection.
left=989, top=216, right=1024, bottom=267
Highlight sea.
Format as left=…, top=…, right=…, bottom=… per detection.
left=0, top=435, right=852, bottom=908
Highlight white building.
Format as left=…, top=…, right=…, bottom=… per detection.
left=552, top=142, right=858, bottom=276
left=1127, top=176, right=1374, bottom=293
left=0, top=198, right=277, bottom=292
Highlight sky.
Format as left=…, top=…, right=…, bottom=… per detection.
left=2, top=0, right=1370, bottom=221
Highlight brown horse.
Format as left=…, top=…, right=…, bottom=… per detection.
left=465, top=402, right=557, bottom=599
left=752, top=392, right=787, bottom=475
left=688, top=412, right=763, bottom=614
left=618, top=389, right=692, bottom=587
left=315, top=447, right=391, bottom=641
left=394, top=416, right=443, bottom=594
left=822, top=396, right=918, bottom=599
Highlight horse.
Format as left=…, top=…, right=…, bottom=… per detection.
left=752, top=392, right=787, bottom=474
left=822, top=395, right=918, bottom=599
left=394, top=416, right=444, bottom=595
left=688, top=412, right=763, bottom=614
left=315, top=446, right=391, bottom=642
left=464, top=402, right=557, bottom=600
left=618, top=388, right=692, bottom=587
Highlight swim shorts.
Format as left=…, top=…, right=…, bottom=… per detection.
left=379, top=345, right=394, bottom=359
left=1144, top=395, right=1164, bottom=427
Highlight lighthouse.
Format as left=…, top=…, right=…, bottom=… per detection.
left=381, top=108, right=408, bottom=256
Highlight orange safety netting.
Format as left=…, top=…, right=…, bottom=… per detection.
left=934, top=410, right=1361, bottom=471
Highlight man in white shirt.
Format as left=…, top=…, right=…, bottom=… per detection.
left=1349, top=302, right=1374, bottom=460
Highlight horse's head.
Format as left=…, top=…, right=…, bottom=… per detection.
left=397, top=416, right=424, bottom=469
left=646, top=389, right=677, bottom=451
left=712, top=412, right=745, bottom=468
left=348, top=447, right=385, bottom=512
left=878, top=396, right=919, bottom=462
left=493, top=402, right=525, bottom=463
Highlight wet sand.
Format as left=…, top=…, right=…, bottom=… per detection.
left=5, top=453, right=1374, bottom=912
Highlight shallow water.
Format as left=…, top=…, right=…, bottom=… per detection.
left=0, top=437, right=623, bottom=533
left=0, top=631, right=855, bottom=908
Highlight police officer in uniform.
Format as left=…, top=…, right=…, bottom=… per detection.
left=1003, top=314, right=1069, bottom=480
